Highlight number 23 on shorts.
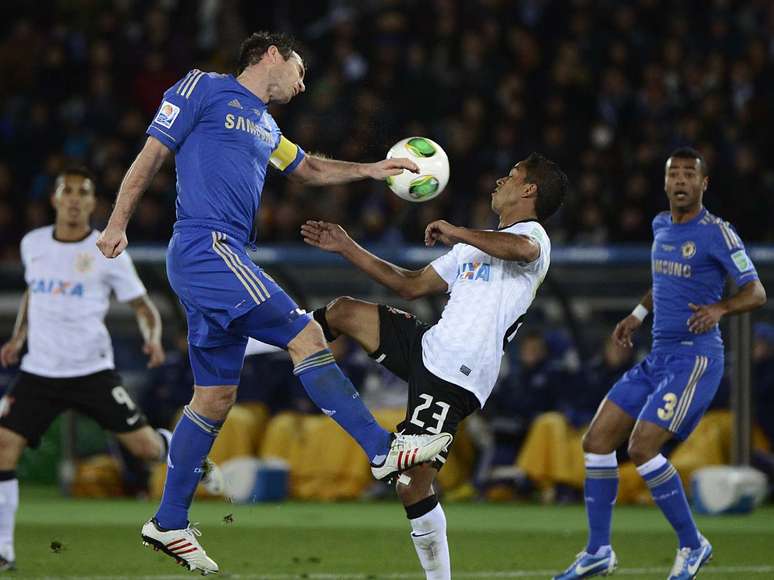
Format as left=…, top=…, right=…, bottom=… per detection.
left=410, top=394, right=450, bottom=434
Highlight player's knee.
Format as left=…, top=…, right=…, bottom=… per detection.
left=191, top=387, right=237, bottom=420
left=287, top=319, right=328, bottom=361
left=0, top=428, right=25, bottom=468
left=395, top=465, right=436, bottom=505
left=582, top=428, right=612, bottom=454
left=627, top=436, right=658, bottom=466
left=325, top=296, right=357, bottom=333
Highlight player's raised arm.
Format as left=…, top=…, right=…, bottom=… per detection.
left=97, top=137, right=170, bottom=258
left=288, top=154, right=419, bottom=186
left=301, top=220, right=447, bottom=299
left=424, top=219, right=541, bottom=262
left=0, top=290, right=29, bottom=368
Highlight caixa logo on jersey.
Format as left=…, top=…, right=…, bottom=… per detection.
left=29, top=278, right=84, bottom=297
left=457, top=261, right=490, bottom=281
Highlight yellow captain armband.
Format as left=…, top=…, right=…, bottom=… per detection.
left=269, top=136, right=301, bottom=171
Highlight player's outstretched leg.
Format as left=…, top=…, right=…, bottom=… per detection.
left=288, top=320, right=452, bottom=471
left=397, top=465, right=451, bottom=580
left=311, top=300, right=454, bottom=479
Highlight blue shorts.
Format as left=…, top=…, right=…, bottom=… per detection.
left=606, top=352, right=723, bottom=440
left=167, top=227, right=311, bottom=386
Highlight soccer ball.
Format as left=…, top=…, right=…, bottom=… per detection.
left=385, top=137, right=449, bottom=202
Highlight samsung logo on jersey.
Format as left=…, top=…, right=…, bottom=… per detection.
left=30, top=278, right=84, bottom=297
left=458, top=261, right=490, bottom=281
left=653, top=259, right=692, bottom=278
left=224, top=114, right=273, bottom=145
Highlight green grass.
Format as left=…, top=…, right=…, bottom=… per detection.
left=13, top=486, right=774, bottom=578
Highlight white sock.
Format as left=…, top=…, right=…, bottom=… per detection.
left=0, top=479, right=18, bottom=562
left=409, top=503, right=451, bottom=580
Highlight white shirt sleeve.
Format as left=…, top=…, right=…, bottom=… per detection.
left=105, top=251, right=147, bottom=302
left=429, top=245, right=460, bottom=291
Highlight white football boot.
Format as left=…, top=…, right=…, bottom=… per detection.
left=141, top=518, right=219, bottom=575
left=371, top=432, right=453, bottom=480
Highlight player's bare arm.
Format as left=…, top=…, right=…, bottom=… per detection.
left=613, top=289, right=653, bottom=348
left=96, top=137, right=171, bottom=258
left=0, top=290, right=29, bottom=368
left=301, top=220, right=447, bottom=299
left=688, top=279, right=766, bottom=334
left=129, top=294, right=165, bottom=368
left=424, top=219, right=540, bottom=262
left=288, top=155, right=419, bottom=186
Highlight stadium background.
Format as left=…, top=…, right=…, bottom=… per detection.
left=0, top=1, right=773, bottom=578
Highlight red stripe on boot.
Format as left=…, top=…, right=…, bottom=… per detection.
left=175, top=547, right=199, bottom=555
left=166, top=538, right=188, bottom=548
left=171, top=543, right=193, bottom=552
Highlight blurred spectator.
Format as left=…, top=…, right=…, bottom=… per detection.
left=483, top=330, right=567, bottom=469
left=562, top=336, right=634, bottom=428
left=1, top=0, right=774, bottom=262
left=505, top=336, right=631, bottom=502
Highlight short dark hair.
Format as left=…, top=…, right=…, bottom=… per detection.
left=521, top=152, right=568, bottom=222
left=57, top=165, right=96, bottom=188
left=667, top=146, right=708, bottom=176
left=238, top=31, right=298, bottom=74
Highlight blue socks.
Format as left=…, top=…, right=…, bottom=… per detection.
left=294, top=349, right=390, bottom=463
left=584, top=452, right=619, bottom=554
left=155, top=406, right=223, bottom=530
left=637, top=454, right=700, bottom=549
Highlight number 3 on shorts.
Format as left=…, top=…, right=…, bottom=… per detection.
left=657, top=392, right=678, bottom=421
left=410, top=394, right=450, bottom=434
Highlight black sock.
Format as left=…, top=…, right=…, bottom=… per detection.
left=405, top=494, right=439, bottom=519
left=0, top=470, right=16, bottom=482
left=313, top=307, right=337, bottom=342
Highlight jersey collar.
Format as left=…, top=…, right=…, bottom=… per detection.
left=52, top=227, right=94, bottom=244
left=498, top=217, right=539, bottom=231
left=671, top=206, right=706, bottom=226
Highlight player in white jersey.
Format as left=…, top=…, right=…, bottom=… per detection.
left=302, top=153, right=569, bottom=580
left=0, top=168, right=217, bottom=572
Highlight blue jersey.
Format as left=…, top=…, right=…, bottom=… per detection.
left=146, top=70, right=305, bottom=242
left=650, top=207, right=759, bottom=357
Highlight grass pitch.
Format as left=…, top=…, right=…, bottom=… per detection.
left=15, top=486, right=774, bottom=579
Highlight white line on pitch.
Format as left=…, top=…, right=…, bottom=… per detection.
left=35, top=564, right=774, bottom=579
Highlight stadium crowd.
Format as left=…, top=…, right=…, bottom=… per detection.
left=1, top=0, right=773, bottom=262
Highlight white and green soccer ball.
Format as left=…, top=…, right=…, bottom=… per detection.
left=385, top=137, right=449, bottom=202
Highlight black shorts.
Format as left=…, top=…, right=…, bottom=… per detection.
left=0, top=370, right=148, bottom=448
left=369, top=305, right=480, bottom=470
